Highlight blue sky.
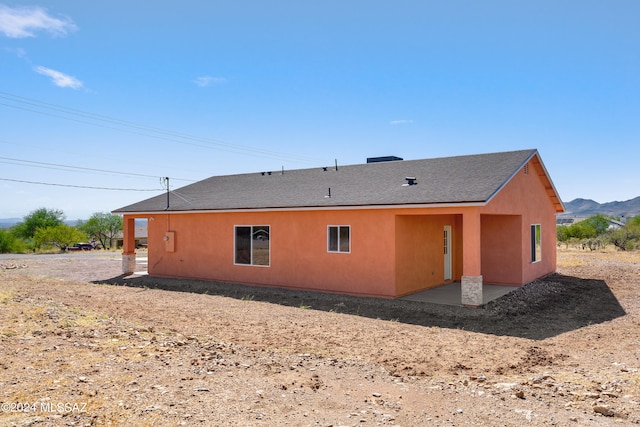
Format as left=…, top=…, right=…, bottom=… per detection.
left=1, top=1, right=638, bottom=220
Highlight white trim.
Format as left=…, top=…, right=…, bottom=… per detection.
left=484, top=150, right=564, bottom=213
left=327, top=225, right=351, bottom=253
left=530, top=223, right=542, bottom=263
left=485, top=150, right=538, bottom=205
left=443, top=225, right=452, bottom=280
left=114, top=201, right=487, bottom=216
left=234, top=224, right=271, bottom=267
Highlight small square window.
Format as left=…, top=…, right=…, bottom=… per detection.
left=328, top=225, right=350, bottom=253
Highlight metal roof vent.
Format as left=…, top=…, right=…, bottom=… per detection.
left=367, top=156, right=403, bottom=163
left=403, top=177, right=417, bottom=186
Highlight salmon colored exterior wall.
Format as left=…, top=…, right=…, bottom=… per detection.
left=480, top=215, right=522, bottom=284
left=395, top=214, right=462, bottom=295
left=123, top=155, right=559, bottom=297
left=478, top=157, right=558, bottom=285
left=145, top=209, right=398, bottom=297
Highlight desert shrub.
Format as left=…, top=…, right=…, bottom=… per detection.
left=0, top=229, right=27, bottom=253
left=581, top=238, right=606, bottom=251
left=607, top=222, right=640, bottom=251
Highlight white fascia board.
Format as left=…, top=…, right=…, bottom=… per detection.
left=114, top=201, right=487, bottom=216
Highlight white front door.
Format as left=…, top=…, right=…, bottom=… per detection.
left=443, top=225, right=452, bottom=281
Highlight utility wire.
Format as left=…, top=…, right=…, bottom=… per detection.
left=0, top=101, right=250, bottom=157
left=0, top=91, right=326, bottom=164
left=0, top=138, right=201, bottom=181
left=0, top=177, right=163, bottom=191
left=0, top=156, right=195, bottom=182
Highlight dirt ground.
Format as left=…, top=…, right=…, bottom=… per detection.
left=0, top=248, right=639, bottom=426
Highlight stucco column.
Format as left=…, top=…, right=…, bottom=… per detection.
left=122, top=216, right=136, bottom=274
left=461, top=210, right=483, bottom=307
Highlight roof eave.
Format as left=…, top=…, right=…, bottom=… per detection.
left=112, top=201, right=488, bottom=216
left=484, top=149, right=565, bottom=213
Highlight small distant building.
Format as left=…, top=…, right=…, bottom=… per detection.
left=114, top=223, right=148, bottom=248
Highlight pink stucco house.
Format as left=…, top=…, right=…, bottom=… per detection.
left=114, top=149, right=564, bottom=306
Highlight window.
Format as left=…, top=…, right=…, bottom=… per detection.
left=328, top=225, right=350, bottom=253
left=235, top=225, right=270, bottom=266
left=531, top=224, right=541, bottom=263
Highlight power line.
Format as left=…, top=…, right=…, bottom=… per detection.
left=0, top=177, right=163, bottom=191
left=0, top=156, right=195, bottom=182
left=0, top=91, right=327, bottom=164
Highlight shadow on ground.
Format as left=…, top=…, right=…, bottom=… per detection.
left=93, top=273, right=625, bottom=340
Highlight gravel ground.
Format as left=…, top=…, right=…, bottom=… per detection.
left=0, top=248, right=639, bottom=426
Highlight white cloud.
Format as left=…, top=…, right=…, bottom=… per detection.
left=0, top=4, right=76, bottom=38
left=193, top=76, right=227, bottom=87
left=390, top=119, right=414, bottom=125
left=2, top=46, right=27, bottom=58
left=34, top=66, right=83, bottom=89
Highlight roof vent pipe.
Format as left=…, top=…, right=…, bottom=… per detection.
left=403, top=177, right=417, bottom=186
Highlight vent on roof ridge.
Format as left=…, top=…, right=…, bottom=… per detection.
left=367, top=156, right=403, bottom=163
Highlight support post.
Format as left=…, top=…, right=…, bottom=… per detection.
left=121, top=216, right=136, bottom=274
left=461, top=275, right=483, bottom=307
left=461, top=210, right=483, bottom=307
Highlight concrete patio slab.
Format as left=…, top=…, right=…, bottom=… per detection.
left=400, top=282, right=519, bottom=306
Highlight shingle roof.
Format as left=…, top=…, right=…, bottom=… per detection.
left=114, top=149, right=560, bottom=213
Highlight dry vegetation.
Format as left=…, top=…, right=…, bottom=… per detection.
left=0, top=248, right=639, bottom=426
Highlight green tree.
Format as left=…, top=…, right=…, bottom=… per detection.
left=559, top=214, right=612, bottom=241
left=556, top=224, right=570, bottom=243
left=33, top=224, right=86, bottom=252
left=78, top=212, right=123, bottom=249
left=0, top=229, right=27, bottom=253
left=608, top=221, right=640, bottom=251
left=581, top=214, right=611, bottom=236
left=13, top=208, right=65, bottom=239
left=628, top=215, right=640, bottom=226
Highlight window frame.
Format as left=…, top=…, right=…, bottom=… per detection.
left=327, top=225, right=350, bottom=253
left=234, top=225, right=270, bottom=267
left=530, top=224, right=541, bottom=263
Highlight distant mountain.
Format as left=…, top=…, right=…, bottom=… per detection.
left=561, top=197, right=640, bottom=218
left=0, top=218, right=85, bottom=229
left=0, top=217, right=143, bottom=229
left=0, top=218, right=21, bottom=229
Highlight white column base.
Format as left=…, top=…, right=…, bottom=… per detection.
left=122, top=254, right=136, bottom=274
left=461, top=275, right=483, bottom=307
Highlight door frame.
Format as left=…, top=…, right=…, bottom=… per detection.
left=444, top=225, right=452, bottom=281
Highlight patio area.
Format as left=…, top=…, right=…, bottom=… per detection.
left=401, top=283, right=519, bottom=306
